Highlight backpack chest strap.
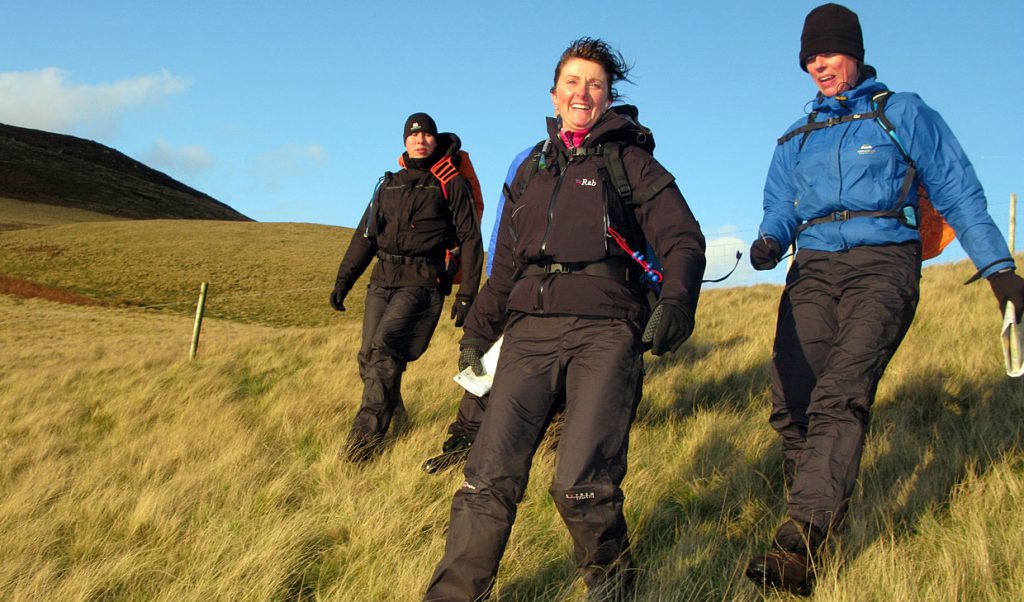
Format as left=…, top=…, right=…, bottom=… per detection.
left=777, top=110, right=879, bottom=146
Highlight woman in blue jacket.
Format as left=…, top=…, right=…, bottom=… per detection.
left=746, top=3, right=1024, bottom=594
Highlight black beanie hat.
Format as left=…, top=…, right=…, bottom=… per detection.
left=403, top=112, right=438, bottom=140
left=800, top=3, right=864, bottom=72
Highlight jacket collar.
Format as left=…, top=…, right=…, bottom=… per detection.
left=810, top=76, right=889, bottom=114
left=545, top=104, right=645, bottom=151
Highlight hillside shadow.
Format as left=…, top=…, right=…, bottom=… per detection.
left=619, top=364, right=1020, bottom=599
left=439, top=354, right=1022, bottom=599
left=844, top=368, right=1024, bottom=557
left=639, top=357, right=773, bottom=428
left=645, top=334, right=749, bottom=379
left=495, top=558, right=578, bottom=601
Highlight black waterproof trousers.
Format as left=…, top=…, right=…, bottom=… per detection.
left=446, top=391, right=488, bottom=441
left=770, top=243, right=920, bottom=533
left=425, top=314, right=643, bottom=601
left=351, top=284, right=443, bottom=437
left=445, top=390, right=565, bottom=443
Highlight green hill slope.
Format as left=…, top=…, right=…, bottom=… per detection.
left=0, top=218, right=364, bottom=326
left=0, top=220, right=1022, bottom=600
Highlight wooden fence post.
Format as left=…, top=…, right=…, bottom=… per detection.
left=190, top=282, right=209, bottom=361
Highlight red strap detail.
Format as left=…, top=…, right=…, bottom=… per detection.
left=430, top=156, right=459, bottom=200
left=608, top=226, right=663, bottom=283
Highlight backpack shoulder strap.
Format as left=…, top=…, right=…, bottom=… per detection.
left=603, top=141, right=675, bottom=206
left=363, top=172, right=391, bottom=239
left=602, top=142, right=632, bottom=204
left=506, top=140, right=547, bottom=202
left=872, top=90, right=917, bottom=212
left=871, top=91, right=912, bottom=164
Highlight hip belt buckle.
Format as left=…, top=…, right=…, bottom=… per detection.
left=831, top=210, right=850, bottom=222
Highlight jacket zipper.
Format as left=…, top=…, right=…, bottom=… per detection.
left=535, top=156, right=571, bottom=312
left=538, top=157, right=570, bottom=258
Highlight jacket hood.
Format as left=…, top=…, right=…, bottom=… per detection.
left=398, top=131, right=462, bottom=170
left=545, top=104, right=656, bottom=152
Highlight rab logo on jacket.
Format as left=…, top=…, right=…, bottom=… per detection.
left=574, top=178, right=597, bottom=187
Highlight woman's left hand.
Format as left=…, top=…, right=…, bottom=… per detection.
left=989, top=270, right=1024, bottom=322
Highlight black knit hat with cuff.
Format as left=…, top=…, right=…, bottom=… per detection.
left=800, top=3, right=864, bottom=72
left=403, top=112, right=438, bottom=140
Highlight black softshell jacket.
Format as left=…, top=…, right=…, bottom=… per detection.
left=334, top=144, right=482, bottom=300
left=464, top=108, right=706, bottom=345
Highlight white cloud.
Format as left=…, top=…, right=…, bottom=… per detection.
left=146, top=138, right=216, bottom=173
left=704, top=234, right=750, bottom=288
left=0, top=67, right=188, bottom=136
left=253, top=143, right=327, bottom=191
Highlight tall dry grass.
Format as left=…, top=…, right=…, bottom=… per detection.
left=1, top=216, right=1022, bottom=600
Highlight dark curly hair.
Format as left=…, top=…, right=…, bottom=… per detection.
left=551, top=37, right=632, bottom=102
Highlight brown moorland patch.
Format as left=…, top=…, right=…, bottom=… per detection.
left=0, top=274, right=109, bottom=306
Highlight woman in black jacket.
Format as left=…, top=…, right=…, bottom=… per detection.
left=424, top=38, right=706, bottom=601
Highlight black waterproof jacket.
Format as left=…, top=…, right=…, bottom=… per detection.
left=464, top=107, right=706, bottom=345
left=334, top=135, right=483, bottom=300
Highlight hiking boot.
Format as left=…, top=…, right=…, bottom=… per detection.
left=343, top=430, right=384, bottom=463
left=421, top=434, right=472, bottom=474
left=583, top=560, right=635, bottom=602
left=745, top=519, right=824, bottom=596
left=745, top=549, right=813, bottom=596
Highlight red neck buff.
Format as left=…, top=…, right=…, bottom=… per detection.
left=560, top=129, right=589, bottom=149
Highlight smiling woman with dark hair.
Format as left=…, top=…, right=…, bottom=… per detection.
left=422, top=37, right=706, bottom=601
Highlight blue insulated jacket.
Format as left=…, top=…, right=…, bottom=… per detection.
left=759, top=76, right=1014, bottom=277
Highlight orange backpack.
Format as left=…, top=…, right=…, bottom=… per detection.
left=916, top=185, right=956, bottom=260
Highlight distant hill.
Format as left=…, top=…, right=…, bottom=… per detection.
left=0, top=122, right=250, bottom=221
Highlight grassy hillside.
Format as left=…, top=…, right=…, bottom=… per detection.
left=0, top=196, right=125, bottom=231
left=0, top=122, right=250, bottom=221
left=0, top=217, right=366, bottom=326
left=1, top=215, right=1022, bottom=600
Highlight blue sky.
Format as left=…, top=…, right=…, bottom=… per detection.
left=2, top=0, right=1021, bottom=286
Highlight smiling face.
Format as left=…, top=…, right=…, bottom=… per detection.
left=550, top=57, right=611, bottom=132
left=405, top=131, right=437, bottom=159
left=805, top=52, right=860, bottom=97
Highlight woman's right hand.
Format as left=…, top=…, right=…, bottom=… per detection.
left=750, top=238, right=782, bottom=270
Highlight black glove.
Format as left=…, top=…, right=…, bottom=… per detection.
left=642, top=302, right=694, bottom=356
left=329, top=281, right=348, bottom=312
left=989, top=270, right=1024, bottom=322
left=750, top=237, right=782, bottom=271
left=450, top=295, right=474, bottom=327
left=459, top=346, right=484, bottom=376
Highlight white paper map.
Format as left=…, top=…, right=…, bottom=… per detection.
left=453, top=336, right=504, bottom=396
left=1002, top=302, right=1023, bottom=378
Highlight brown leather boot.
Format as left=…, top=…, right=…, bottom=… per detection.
left=746, top=549, right=813, bottom=596
left=746, top=519, right=824, bottom=596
